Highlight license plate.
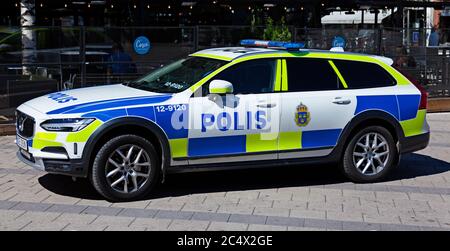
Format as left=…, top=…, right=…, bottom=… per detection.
left=16, top=135, right=28, bottom=151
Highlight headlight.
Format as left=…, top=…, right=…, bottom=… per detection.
left=40, top=118, right=95, bottom=132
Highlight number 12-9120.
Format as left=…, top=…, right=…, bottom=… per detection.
left=155, top=104, right=187, bottom=112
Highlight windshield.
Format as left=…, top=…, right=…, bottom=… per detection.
left=127, top=56, right=227, bottom=93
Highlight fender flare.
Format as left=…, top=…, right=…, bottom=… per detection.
left=329, top=110, right=405, bottom=162
left=80, top=117, right=171, bottom=180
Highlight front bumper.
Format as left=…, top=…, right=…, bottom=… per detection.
left=16, top=150, right=46, bottom=171
left=17, top=150, right=88, bottom=177
left=399, top=132, right=430, bottom=154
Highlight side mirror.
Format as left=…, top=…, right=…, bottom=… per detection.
left=209, top=79, right=234, bottom=95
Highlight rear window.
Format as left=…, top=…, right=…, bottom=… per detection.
left=286, top=58, right=340, bottom=92
left=333, top=60, right=396, bottom=89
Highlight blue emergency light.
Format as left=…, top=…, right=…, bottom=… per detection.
left=240, top=39, right=305, bottom=50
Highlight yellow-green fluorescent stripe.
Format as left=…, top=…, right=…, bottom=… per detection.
left=189, top=63, right=233, bottom=92
left=281, top=59, right=288, bottom=91
left=169, top=138, right=188, bottom=158
left=66, top=120, right=102, bottom=143
left=189, top=50, right=409, bottom=93
left=400, top=109, right=427, bottom=137
left=232, top=52, right=410, bottom=85
left=210, top=87, right=232, bottom=94
left=246, top=133, right=278, bottom=152
left=300, top=52, right=410, bottom=85
left=189, top=53, right=299, bottom=92
left=328, top=60, right=348, bottom=89
left=190, top=53, right=232, bottom=61
left=32, top=139, right=63, bottom=150
left=35, top=132, right=57, bottom=140
left=274, top=59, right=282, bottom=91
left=278, top=131, right=302, bottom=150
left=32, top=132, right=62, bottom=150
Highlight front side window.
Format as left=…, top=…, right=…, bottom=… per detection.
left=286, top=58, right=340, bottom=92
left=127, top=56, right=227, bottom=93
left=209, top=59, right=277, bottom=94
left=333, top=60, right=396, bottom=89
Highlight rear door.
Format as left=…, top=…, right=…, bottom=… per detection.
left=329, top=60, right=401, bottom=120
left=278, top=57, right=356, bottom=159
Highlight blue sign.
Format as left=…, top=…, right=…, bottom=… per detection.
left=133, top=36, right=151, bottom=55
left=332, top=36, right=346, bottom=48
left=412, top=31, right=419, bottom=43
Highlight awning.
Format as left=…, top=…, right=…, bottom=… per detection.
left=321, top=10, right=392, bottom=24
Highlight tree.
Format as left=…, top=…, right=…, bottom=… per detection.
left=263, top=17, right=292, bottom=42
left=21, top=0, right=36, bottom=76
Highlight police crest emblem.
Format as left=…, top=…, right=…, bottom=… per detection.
left=295, top=103, right=310, bottom=127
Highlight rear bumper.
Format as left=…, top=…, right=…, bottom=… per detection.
left=399, top=132, right=430, bottom=154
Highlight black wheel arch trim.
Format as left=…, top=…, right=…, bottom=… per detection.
left=79, top=117, right=171, bottom=179
left=329, top=110, right=405, bottom=162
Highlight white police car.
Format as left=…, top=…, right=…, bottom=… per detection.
left=16, top=40, right=429, bottom=201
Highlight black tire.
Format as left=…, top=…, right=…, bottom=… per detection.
left=342, top=126, right=398, bottom=183
left=91, top=134, right=159, bottom=201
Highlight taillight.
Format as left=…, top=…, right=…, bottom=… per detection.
left=414, top=81, right=428, bottom=110
left=396, top=67, right=428, bottom=110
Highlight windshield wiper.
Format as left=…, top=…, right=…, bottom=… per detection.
left=122, top=80, right=144, bottom=87
left=125, top=80, right=181, bottom=93
left=126, top=80, right=148, bottom=88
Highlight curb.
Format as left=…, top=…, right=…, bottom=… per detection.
left=428, top=98, right=450, bottom=113
left=0, top=124, right=15, bottom=136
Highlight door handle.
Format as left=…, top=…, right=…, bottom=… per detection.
left=257, top=103, right=277, bottom=108
left=332, top=98, right=351, bottom=105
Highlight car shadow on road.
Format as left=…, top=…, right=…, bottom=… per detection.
left=38, top=153, right=450, bottom=201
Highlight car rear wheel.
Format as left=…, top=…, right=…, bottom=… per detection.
left=342, top=126, right=398, bottom=183
left=91, top=134, right=159, bottom=201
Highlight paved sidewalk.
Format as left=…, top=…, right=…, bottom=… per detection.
left=1, top=113, right=450, bottom=231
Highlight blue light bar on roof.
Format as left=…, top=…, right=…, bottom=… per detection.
left=240, top=39, right=305, bottom=50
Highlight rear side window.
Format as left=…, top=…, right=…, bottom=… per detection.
left=286, top=58, right=340, bottom=92
left=333, top=60, right=396, bottom=89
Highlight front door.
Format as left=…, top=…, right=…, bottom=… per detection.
left=187, top=58, right=282, bottom=164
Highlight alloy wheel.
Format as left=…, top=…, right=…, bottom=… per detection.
left=352, top=132, right=390, bottom=176
left=105, top=144, right=151, bottom=193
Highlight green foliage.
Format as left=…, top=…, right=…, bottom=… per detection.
left=263, top=17, right=292, bottom=42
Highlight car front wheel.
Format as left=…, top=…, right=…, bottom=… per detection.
left=342, top=126, right=398, bottom=183
left=91, top=134, right=159, bottom=201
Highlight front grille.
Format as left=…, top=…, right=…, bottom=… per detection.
left=16, top=111, right=35, bottom=138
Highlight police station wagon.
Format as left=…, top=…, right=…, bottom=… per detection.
left=15, top=40, right=430, bottom=201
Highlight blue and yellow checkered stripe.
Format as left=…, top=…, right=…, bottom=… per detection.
left=79, top=102, right=343, bottom=158
left=38, top=92, right=425, bottom=159
left=185, top=129, right=342, bottom=158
